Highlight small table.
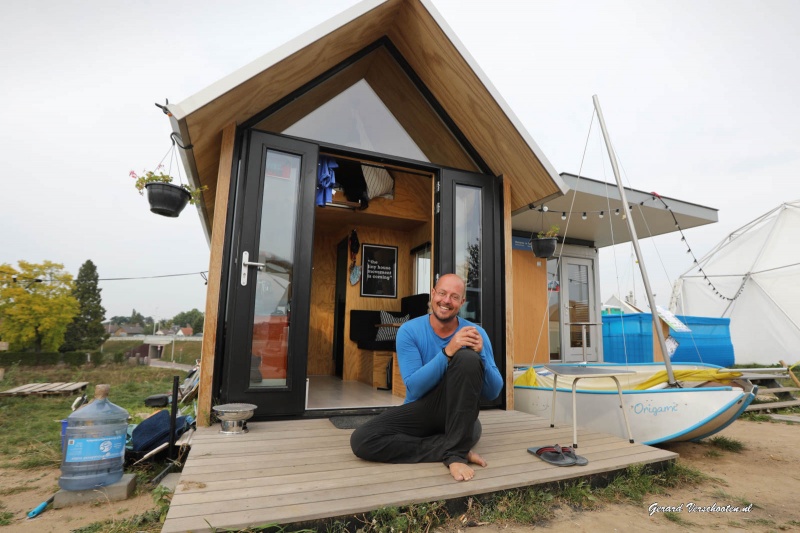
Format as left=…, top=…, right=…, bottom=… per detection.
left=544, top=365, right=635, bottom=448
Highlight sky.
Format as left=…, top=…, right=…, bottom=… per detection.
left=1, top=0, right=798, bottom=322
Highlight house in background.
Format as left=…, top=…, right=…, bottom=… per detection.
left=164, top=0, right=716, bottom=424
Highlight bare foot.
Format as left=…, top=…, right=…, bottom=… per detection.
left=448, top=461, right=475, bottom=481
left=467, top=450, right=487, bottom=467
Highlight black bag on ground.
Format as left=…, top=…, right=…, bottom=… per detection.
left=144, top=393, right=170, bottom=407
left=131, top=409, right=189, bottom=453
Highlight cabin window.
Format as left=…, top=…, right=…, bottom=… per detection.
left=547, top=258, right=561, bottom=360
left=253, top=45, right=478, bottom=171
left=284, top=80, right=427, bottom=161
left=455, top=185, right=482, bottom=324
left=412, top=243, right=431, bottom=295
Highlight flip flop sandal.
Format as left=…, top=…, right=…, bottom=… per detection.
left=527, top=444, right=577, bottom=466
left=559, top=445, right=589, bottom=466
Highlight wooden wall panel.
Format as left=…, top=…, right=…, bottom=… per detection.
left=503, top=179, right=514, bottom=410
left=511, top=248, right=549, bottom=368
left=307, top=227, right=341, bottom=376
left=197, top=122, right=236, bottom=427
left=343, top=225, right=412, bottom=383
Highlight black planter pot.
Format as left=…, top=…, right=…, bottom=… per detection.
left=145, top=182, right=191, bottom=218
left=530, top=237, right=557, bottom=258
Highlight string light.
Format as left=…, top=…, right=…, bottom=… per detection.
left=647, top=193, right=746, bottom=302
left=533, top=193, right=748, bottom=303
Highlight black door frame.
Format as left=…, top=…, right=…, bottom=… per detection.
left=218, top=130, right=506, bottom=416
left=221, top=130, right=318, bottom=419
left=436, top=168, right=505, bottom=408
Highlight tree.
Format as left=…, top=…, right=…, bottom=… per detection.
left=109, top=315, right=130, bottom=325
left=129, top=309, right=146, bottom=327
left=172, top=308, right=204, bottom=334
left=61, top=260, right=108, bottom=351
left=0, top=261, right=79, bottom=352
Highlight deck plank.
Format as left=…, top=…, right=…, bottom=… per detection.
left=163, top=410, right=676, bottom=533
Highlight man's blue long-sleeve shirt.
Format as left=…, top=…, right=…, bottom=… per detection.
left=395, top=315, right=503, bottom=403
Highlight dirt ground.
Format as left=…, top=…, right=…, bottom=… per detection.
left=3, top=419, right=798, bottom=532
left=452, top=418, right=800, bottom=533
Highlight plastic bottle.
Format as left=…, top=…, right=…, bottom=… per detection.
left=59, top=384, right=129, bottom=491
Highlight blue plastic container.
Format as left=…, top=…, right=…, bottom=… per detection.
left=670, top=315, right=735, bottom=367
left=601, top=313, right=654, bottom=363
left=602, top=313, right=735, bottom=367
left=59, top=384, right=129, bottom=491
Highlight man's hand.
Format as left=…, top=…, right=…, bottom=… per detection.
left=445, top=326, right=483, bottom=356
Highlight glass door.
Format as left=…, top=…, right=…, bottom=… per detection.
left=436, top=168, right=504, bottom=407
left=561, top=257, right=598, bottom=362
left=223, top=131, right=318, bottom=418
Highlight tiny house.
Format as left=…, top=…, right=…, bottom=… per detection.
left=166, top=0, right=717, bottom=423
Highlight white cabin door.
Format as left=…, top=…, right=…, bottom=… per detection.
left=561, top=257, right=599, bottom=362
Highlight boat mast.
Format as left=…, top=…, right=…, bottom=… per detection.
left=592, top=95, right=677, bottom=386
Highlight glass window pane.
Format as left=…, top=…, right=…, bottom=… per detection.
left=568, top=263, right=591, bottom=349
left=249, top=150, right=300, bottom=388
left=547, top=258, right=561, bottom=360
left=284, top=80, right=428, bottom=162
left=414, top=244, right=431, bottom=295
left=455, top=185, right=482, bottom=324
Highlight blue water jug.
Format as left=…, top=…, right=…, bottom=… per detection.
left=59, top=384, right=129, bottom=491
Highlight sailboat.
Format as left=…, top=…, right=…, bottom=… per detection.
left=513, top=96, right=756, bottom=445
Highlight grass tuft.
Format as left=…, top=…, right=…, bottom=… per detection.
left=708, top=435, right=745, bottom=453
left=664, top=511, right=691, bottom=526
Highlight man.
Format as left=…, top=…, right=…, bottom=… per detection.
left=350, top=274, right=503, bottom=481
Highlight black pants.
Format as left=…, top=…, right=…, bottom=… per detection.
left=350, top=348, right=484, bottom=467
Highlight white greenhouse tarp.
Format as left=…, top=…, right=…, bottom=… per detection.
left=671, top=201, right=800, bottom=365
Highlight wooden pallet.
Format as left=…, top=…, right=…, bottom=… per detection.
left=0, top=382, right=89, bottom=397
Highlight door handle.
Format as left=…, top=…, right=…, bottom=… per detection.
left=240, top=251, right=265, bottom=286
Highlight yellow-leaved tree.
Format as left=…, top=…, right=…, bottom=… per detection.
left=0, top=261, right=79, bottom=352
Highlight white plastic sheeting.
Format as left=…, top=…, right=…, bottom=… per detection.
left=671, top=201, right=800, bottom=365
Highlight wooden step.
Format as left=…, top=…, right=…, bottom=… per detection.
left=757, top=386, right=800, bottom=395
left=745, top=399, right=800, bottom=412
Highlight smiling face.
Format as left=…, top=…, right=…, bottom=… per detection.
left=430, top=274, right=466, bottom=324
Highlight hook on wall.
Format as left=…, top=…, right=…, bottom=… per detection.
left=170, top=132, right=193, bottom=151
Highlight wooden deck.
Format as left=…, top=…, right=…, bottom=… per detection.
left=162, top=409, right=676, bottom=533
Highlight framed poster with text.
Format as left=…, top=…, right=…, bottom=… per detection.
left=360, top=244, right=397, bottom=298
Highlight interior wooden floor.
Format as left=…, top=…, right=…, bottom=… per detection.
left=162, top=409, right=677, bottom=533
left=306, top=375, right=405, bottom=410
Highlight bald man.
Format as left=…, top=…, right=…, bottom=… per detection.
left=350, top=274, right=503, bottom=481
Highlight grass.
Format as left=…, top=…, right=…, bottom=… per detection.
left=0, top=363, right=189, bottom=532
left=0, top=363, right=182, bottom=469
left=707, top=435, right=745, bottom=453
left=664, top=511, right=692, bottom=526
left=102, top=339, right=201, bottom=366
left=710, top=489, right=757, bottom=509
left=336, top=461, right=709, bottom=532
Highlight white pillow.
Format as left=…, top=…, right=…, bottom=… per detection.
left=362, top=165, right=394, bottom=199
left=376, top=310, right=409, bottom=342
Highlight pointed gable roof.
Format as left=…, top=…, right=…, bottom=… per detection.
left=168, top=0, right=565, bottom=233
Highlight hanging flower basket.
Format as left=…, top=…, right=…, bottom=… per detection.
left=145, top=182, right=191, bottom=218
left=531, top=237, right=557, bottom=258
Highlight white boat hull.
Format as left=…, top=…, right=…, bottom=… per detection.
left=514, top=364, right=756, bottom=445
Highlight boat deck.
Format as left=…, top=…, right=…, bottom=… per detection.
left=162, top=409, right=676, bottom=533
